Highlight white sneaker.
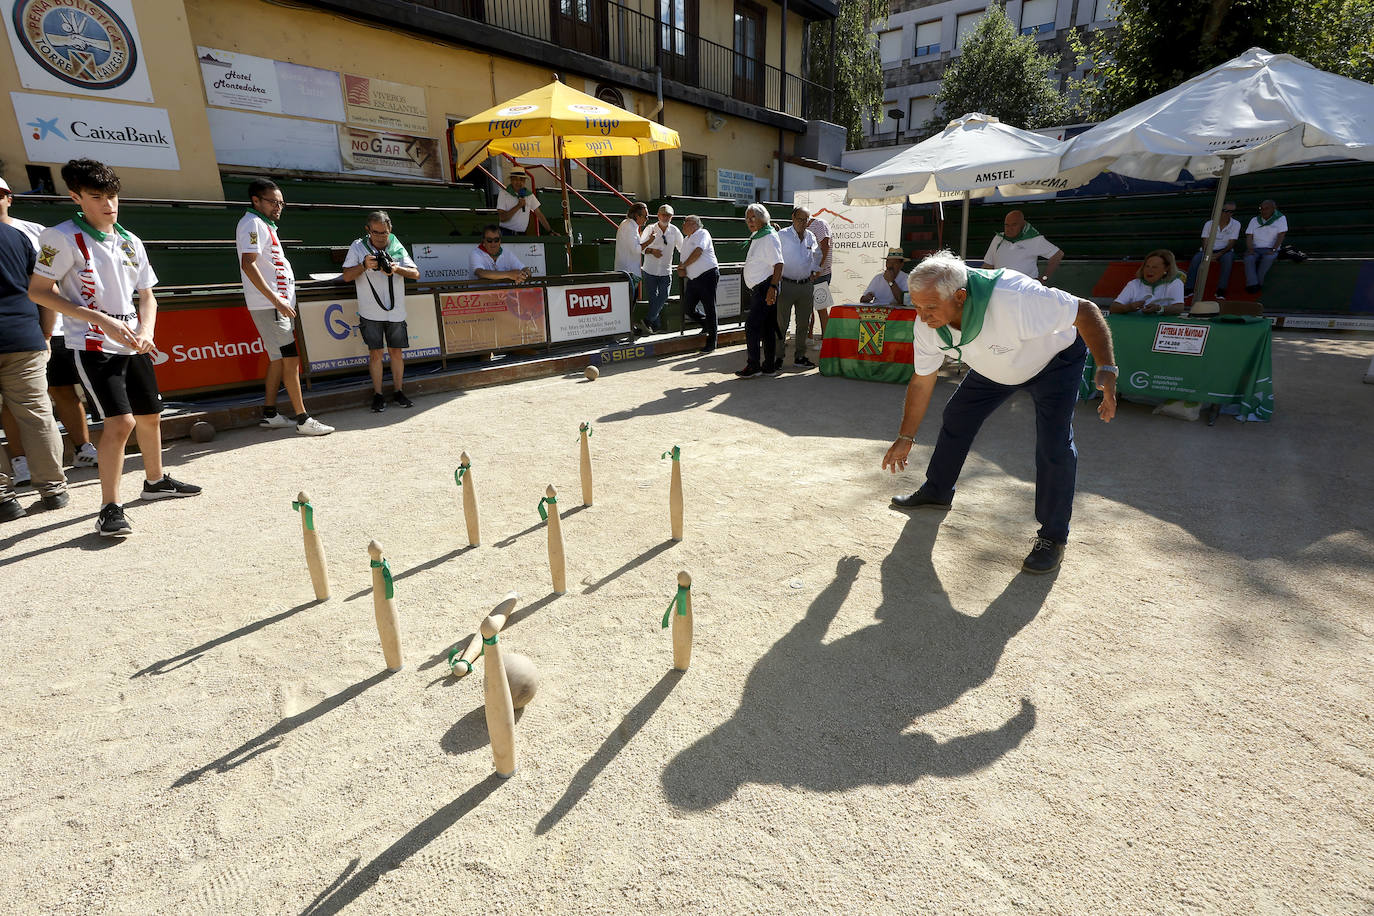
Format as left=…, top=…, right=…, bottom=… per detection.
left=73, top=443, right=98, bottom=468
left=260, top=413, right=294, bottom=429
left=295, top=417, right=334, bottom=437
left=10, top=456, right=29, bottom=486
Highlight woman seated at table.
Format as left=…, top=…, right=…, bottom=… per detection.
left=1110, top=250, right=1186, bottom=315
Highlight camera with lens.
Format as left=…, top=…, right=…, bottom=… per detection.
left=372, top=249, right=394, bottom=274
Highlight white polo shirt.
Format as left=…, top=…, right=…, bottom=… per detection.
left=1246, top=214, right=1289, bottom=249
left=343, top=237, right=417, bottom=322
left=983, top=232, right=1060, bottom=278
left=615, top=218, right=644, bottom=275
left=807, top=217, right=832, bottom=274
left=1115, top=277, right=1185, bottom=309
left=496, top=187, right=541, bottom=233
left=6, top=217, right=44, bottom=251
left=469, top=245, right=525, bottom=276
left=236, top=211, right=295, bottom=311
left=678, top=228, right=718, bottom=280
left=777, top=226, right=819, bottom=281
left=640, top=221, right=683, bottom=277
left=742, top=228, right=784, bottom=288
left=1200, top=218, right=1241, bottom=251
left=911, top=270, right=1079, bottom=386
left=863, top=270, right=909, bottom=306
left=35, top=219, right=156, bottom=356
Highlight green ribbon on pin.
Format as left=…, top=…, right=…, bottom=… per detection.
left=580, top=422, right=592, bottom=440
left=482, top=633, right=499, bottom=646
left=291, top=499, right=315, bottom=530
left=447, top=644, right=483, bottom=674
left=661, top=583, right=690, bottom=628
left=370, top=557, right=394, bottom=598
left=661, top=445, right=680, bottom=461
left=537, top=495, right=557, bottom=520
left=454, top=463, right=469, bottom=486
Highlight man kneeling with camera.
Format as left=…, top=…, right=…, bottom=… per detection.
left=342, top=210, right=421, bottom=412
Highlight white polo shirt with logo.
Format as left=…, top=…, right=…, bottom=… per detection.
left=237, top=211, right=295, bottom=311
left=983, top=232, right=1060, bottom=278
left=35, top=219, right=156, bottom=356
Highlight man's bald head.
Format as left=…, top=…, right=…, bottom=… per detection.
left=1004, top=210, right=1026, bottom=237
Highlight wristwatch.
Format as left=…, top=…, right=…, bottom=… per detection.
left=1097, top=364, right=1119, bottom=375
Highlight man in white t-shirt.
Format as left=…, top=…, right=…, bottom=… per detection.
left=982, top=210, right=1063, bottom=284
left=236, top=178, right=332, bottom=436
left=641, top=205, right=683, bottom=332
left=495, top=170, right=553, bottom=236
left=860, top=249, right=910, bottom=306
left=470, top=224, right=532, bottom=282
left=1243, top=199, right=1289, bottom=293
left=1184, top=201, right=1240, bottom=298
left=341, top=210, right=420, bottom=413
left=677, top=215, right=720, bottom=352
left=615, top=203, right=650, bottom=333
left=881, top=251, right=1117, bottom=575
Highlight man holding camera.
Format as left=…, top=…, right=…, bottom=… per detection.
left=341, top=210, right=420, bottom=412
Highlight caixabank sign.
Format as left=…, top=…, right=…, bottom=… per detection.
left=11, top=90, right=178, bottom=169
left=545, top=278, right=631, bottom=343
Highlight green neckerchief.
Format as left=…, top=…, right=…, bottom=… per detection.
left=997, top=223, right=1042, bottom=245
left=936, top=268, right=1002, bottom=358
left=749, top=224, right=777, bottom=241
left=504, top=184, right=532, bottom=198
left=72, top=211, right=133, bottom=244
left=245, top=208, right=277, bottom=229
left=1255, top=209, right=1283, bottom=227
left=364, top=232, right=407, bottom=262
left=1142, top=270, right=1185, bottom=291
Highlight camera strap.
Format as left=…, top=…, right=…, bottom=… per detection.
left=362, top=238, right=398, bottom=312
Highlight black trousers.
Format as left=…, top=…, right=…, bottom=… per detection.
left=745, top=279, right=777, bottom=370
left=682, top=268, right=719, bottom=347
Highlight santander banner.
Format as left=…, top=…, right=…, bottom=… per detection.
left=545, top=278, right=631, bottom=342
left=148, top=305, right=270, bottom=394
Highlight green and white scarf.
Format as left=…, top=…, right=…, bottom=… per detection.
left=936, top=268, right=1002, bottom=359
left=997, top=223, right=1042, bottom=245
left=1255, top=209, right=1283, bottom=227
left=73, top=211, right=133, bottom=243
left=245, top=208, right=277, bottom=229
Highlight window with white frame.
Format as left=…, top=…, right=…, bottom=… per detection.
left=956, top=10, right=985, bottom=50
left=1094, top=0, right=1120, bottom=21
left=915, top=20, right=940, bottom=56
left=1020, top=0, right=1056, bottom=35
left=879, top=28, right=903, bottom=64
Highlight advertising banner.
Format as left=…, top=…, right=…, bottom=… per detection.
left=716, top=273, right=742, bottom=320
left=440, top=289, right=547, bottom=355
left=11, top=91, right=178, bottom=169
left=339, top=126, right=442, bottom=181
left=344, top=74, right=428, bottom=134
left=411, top=242, right=547, bottom=284
left=793, top=188, right=903, bottom=308
left=545, top=278, right=632, bottom=342
left=5, top=0, right=153, bottom=101
left=147, top=305, right=270, bottom=393
left=197, top=47, right=344, bottom=121
left=206, top=107, right=342, bottom=173
left=297, top=294, right=442, bottom=371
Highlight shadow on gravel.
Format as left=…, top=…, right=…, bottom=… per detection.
left=131, top=598, right=326, bottom=677
left=662, top=517, right=1048, bottom=810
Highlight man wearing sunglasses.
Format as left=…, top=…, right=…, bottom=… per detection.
left=469, top=225, right=532, bottom=283
left=342, top=210, right=420, bottom=412
left=1185, top=201, right=1239, bottom=299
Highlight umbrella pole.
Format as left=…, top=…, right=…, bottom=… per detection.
left=1193, top=153, right=1238, bottom=305
left=557, top=136, right=573, bottom=262
left=959, top=191, right=970, bottom=260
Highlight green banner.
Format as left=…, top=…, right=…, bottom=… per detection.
left=1082, top=314, right=1274, bottom=421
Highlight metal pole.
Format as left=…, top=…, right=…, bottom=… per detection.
left=959, top=191, right=969, bottom=260
left=827, top=20, right=836, bottom=123
left=1192, top=153, right=1238, bottom=307
left=557, top=135, right=573, bottom=262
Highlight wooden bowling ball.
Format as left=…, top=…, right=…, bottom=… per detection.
left=502, top=651, right=540, bottom=709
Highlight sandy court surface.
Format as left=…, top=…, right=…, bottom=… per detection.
left=1, top=332, right=1372, bottom=914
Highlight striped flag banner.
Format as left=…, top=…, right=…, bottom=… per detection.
left=819, top=305, right=916, bottom=384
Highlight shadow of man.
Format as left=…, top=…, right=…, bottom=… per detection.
left=662, top=517, right=1053, bottom=810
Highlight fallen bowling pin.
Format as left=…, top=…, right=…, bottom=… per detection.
left=367, top=539, right=403, bottom=671
left=663, top=445, right=683, bottom=541
left=540, top=484, right=566, bottom=594
left=481, top=611, right=517, bottom=777
left=661, top=570, right=693, bottom=672
left=578, top=422, right=593, bottom=506
left=448, top=592, right=518, bottom=678
left=293, top=491, right=330, bottom=600
left=457, top=451, right=480, bottom=547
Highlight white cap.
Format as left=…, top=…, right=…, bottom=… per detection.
left=0, top=176, right=10, bottom=193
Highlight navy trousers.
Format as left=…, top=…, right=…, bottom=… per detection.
left=682, top=268, right=719, bottom=348
left=745, top=280, right=777, bottom=370
left=919, top=336, right=1087, bottom=543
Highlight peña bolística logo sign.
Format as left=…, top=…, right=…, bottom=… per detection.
left=13, top=0, right=138, bottom=90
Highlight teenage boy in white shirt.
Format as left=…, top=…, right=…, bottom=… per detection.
left=341, top=210, right=420, bottom=412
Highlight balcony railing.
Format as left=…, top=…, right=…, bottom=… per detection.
left=413, top=0, right=833, bottom=121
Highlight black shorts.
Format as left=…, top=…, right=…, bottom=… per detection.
left=46, top=337, right=81, bottom=388
left=358, top=315, right=408, bottom=350
left=73, top=350, right=163, bottom=419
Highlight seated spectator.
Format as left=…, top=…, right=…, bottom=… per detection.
left=1185, top=201, right=1239, bottom=298
left=1244, top=199, right=1288, bottom=293
left=470, top=224, right=532, bottom=283
left=859, top=249, right=909, bottom=306
left=1110, top=250, right=1185, bottom=315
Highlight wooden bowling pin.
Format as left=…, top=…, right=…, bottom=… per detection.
left=578, top=422, right=593, bottom=506
left=449, top=592, right=518, bottom=678
left=367, top=540, right=403, bottom=671
left=666, top=446, right=683, bottom=541
left=295, top=491, right=330, bottom=600
left=481, top=611, right=517, bottom=777
left=672, top=571, right=693, bottom=671
left=458, top=451, right=480, bottom=547
left=542, top=484, right=566, bottom=594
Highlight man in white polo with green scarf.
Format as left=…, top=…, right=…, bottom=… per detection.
left=881, top=250, right=1118, bottom=574
left=982, top=209, right=1063, bottom=285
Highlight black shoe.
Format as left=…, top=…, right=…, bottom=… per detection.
left=794, top=356, right=817, bottom=368
left=1245, top=284, right=1261, bottom=294
left=0, top=498, right=24, bottom=522
left=735, top=366, right=762, bottom=379
left=891, top=490, right=952, bottom=511
left=690, top=310, right=707, bottom=322
left=393, top=391, right=414, bottom=408
left=41, top=491, right=69, bottom=510
left=1022, top=537, right=1065, bottom=574
left=97, top=502, right=132, bottom=537
left=1215, top=291, right=1227, bottom=300
left=371, top=393, right=386, bottom=412
left=141, top=474, right=202, bottom=500
left=700, top=344, right=716, bottom=353
left=764, top=361, right=781, bottom=376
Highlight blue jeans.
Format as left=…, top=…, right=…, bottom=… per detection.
left=919, top=336, right=1087, bottom=543
left=1244, top=247, right=1277, bottom=287
left=643, top=273, right=672, bottom=329
left=745, top=280, right=777, bottom=370
left=1186, top=248, right=1234, bottom=293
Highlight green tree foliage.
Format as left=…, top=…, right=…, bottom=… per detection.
left=927, top=4, right=1069, bottom=136
left=806, top=0, right=887, bottom=149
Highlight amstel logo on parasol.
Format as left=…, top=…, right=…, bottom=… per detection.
left=13, top=0, right=138, bottom=90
